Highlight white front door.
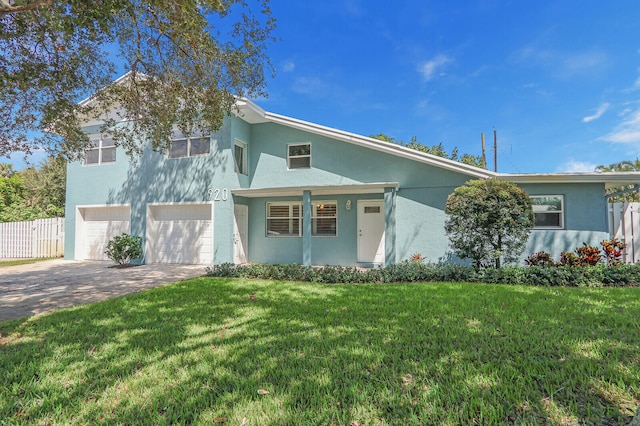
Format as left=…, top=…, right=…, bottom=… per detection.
left=233, top=204, right=249, bottom=264
left=357, top=200, right=385, bottom=264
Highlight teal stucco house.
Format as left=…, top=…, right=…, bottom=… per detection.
left=64, top=98, right=640, bottom=266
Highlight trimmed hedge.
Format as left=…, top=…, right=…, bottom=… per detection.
left=205, top=261, right=640, bottom=287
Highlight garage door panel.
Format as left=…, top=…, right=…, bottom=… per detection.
left=78, top=206, right=131, bottom=261
left=147, top=204, right=212, bottom=265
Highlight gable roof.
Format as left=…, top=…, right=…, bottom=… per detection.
left=236, top=98, right=640, bottom=187
left=235, top=99, right=495, bottom=179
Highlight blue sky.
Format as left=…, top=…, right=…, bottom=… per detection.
left=7, top=1, right=640, bottom=173
left=259, top=1, right=640, bottom=173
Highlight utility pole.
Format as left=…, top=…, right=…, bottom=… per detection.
left=481, top=133, right=487, bottom=169
left=493, top=129, right=497, bottom=172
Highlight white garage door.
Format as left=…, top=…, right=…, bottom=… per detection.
left=77, top=206, right=131, bottom=260
left=147, top=204, right=212, bottom=264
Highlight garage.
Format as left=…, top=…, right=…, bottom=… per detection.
left=146, top=203, right=213, bottom=264
left=76, top=205, right=131, bottom=260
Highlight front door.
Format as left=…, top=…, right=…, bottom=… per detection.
left=233, top=205, right=248, bottom=264
left=357, top=200, right=385, bottom=264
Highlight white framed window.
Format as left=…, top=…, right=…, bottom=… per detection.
left=234, top=140, right=248, bottom=175
left=84, top=137, right=116, bottom=165
left=530, top=195, right=564, bottom=229
left=312, top=201, right=337, bottom=236
left=168, top=133, right=211, bottom=159
left=266, top=202, right=302, bottom=237
left=288, top=143, right=311, bottom=169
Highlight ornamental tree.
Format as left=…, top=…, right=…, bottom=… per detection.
left=444, top=178, right=534, bottom=268
left=0, top=0, right=276, bottom=161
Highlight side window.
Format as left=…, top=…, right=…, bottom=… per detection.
left=234, top=140, right=248, bottom=175
left=168, top=132, right=211, bottom=158
left=287, top=143, right=311, bottom=169
left=531, top=195, right=564, bottom=229
left=84, top=137, right=116, bottom=165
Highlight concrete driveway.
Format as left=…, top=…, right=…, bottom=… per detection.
left=0, top=259, right=206, bottom=322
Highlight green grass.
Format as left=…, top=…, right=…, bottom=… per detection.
left=1, top=278, right=639, bottom=425
left=0, top=257, right=59, bottom=267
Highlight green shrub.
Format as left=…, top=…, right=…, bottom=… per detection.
left=104, top=233, right=142, bottom=265
left=205, top=261, right=640, bottom=287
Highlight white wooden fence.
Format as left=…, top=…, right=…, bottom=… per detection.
left=608, top=203, right=640, bottom=264
left=0, top=217, right=64, bottom=259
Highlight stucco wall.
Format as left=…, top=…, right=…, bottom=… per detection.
left=65, top=115, right=611, bottom=266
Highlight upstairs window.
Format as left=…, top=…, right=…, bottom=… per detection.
left=168, top=132, right=210, bottom=158
left=234, top=140, right=248, bottom=175
left=288, top=143, right=311, bottom=169
left=531, top=195, right=564, bottom=229
left=84, top=137, right=116, bottom=165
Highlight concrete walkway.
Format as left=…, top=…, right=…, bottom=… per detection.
left=0, top=259, right=206, bottom=322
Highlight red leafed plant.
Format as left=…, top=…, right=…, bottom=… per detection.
left=575, top=243, right=602, bottom=266
left=411, top=252, right=425, bottom=262
left=601, top=238, right=626, bottom=266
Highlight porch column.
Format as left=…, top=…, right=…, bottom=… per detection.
left=303, top=190, right=312, bottom=266
left=384, top=187, right=397, bottom=266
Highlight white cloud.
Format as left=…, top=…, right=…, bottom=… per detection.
left=556, top=160, right=598, bottom=173
left=582, top=102, right=610, bottom=123
left=418, top=54, right=452, bottom=81
left=601, top=107, right=640, bottom=144
left=512, top=45, right=607, bottom=79
left=291, top=77, right=326, bottom=95
left=281, top=60, right=295, bottom=73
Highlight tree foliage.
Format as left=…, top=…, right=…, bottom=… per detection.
left=445, top=178, right=534, bottom=268
left=595, top=160, right=640, bottom=202
left=370, top=134, right=485, bottom=168
left=0, top=156, right=66, bottom=222
left=0, top=0, right=276, bottom=160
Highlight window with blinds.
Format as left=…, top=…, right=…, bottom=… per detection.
left=266, top=202, right=301, bottom=236
left=312, top=202, right=337, bottom=236
left=265, top=201, right=337, bottom=237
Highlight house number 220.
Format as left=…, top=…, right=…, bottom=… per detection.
left=208, top=188, right=228, bottom=201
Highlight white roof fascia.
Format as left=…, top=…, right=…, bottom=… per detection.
left=231, top=182, right=399, bottom=198
left=500, top=172, right=640, bottom=188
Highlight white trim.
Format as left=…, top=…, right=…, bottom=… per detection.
left=232, top=182, right=399, bottom=198
left=502, top=173, right=640, bottom=187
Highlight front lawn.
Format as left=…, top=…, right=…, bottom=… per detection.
left=1, top=278, right=638, bottom=425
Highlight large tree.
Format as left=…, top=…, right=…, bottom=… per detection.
left=0, top=0, right=276, bottom=160
left=0, top=156, right=66, bottom=221
left=445, top=178, right=534, bottom=268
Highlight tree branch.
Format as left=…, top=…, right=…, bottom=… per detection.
left=0, top=0, right=53, bottom=15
